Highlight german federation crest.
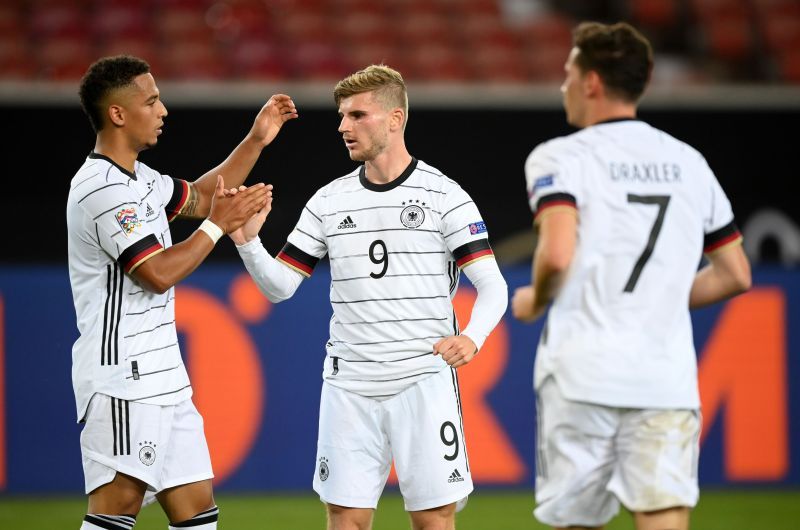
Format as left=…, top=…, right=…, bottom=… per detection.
left=400, top=201, right=425, bottom=229
left=138, top=441, right=156, bottom=466
left=318, top=456, right=329, bottom=481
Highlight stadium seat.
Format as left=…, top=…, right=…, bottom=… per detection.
left=346, top=42, right=411, bottom=74
left=35, top=35, right=93, bottom=80
left=628, top=0, right=679, bottom=28
left=29, top=1, right=88, bottom=39
left=405, top=43, right=472, bottom=81
left=96, top=39, right=162, bottom=73
left=160, top=41, right=231, bottom=80
left=91, top=3, right=150, bottom=41
left=154, top=4, right=215, bottom=44
left=0, top=30, right=35, bottom=80
left=758, top=13, right=800, bottom=53
left=701, top=15, right=754, bottom=61
left=469, top=45, right=529, bottom=82
left=337, top=11, right=394, bottom=49
left=229, top=37, right=289, bottom=80
left=289, top=40, right=351, bottom=80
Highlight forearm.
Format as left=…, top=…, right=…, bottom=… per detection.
left=237, top=237, right=303, bottom=302
left=200, top=135, right=264, bottom=189
left=190, top=136, right=265, bottom=217
left=461, top=258, right=508, bottom=351
left=531, top=250, right=566, bottom=315
left=133, top=228, right=218, bottom=294
left=689, top=265, right=747, bottom=308
left=689, top=244, right=752, bottom=309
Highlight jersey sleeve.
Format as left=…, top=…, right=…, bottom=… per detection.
left=151, top=170, right=190, bottom=222
left=441, top=184, right=495, bottom=269
left=702, top=162, right=742, bottom=254
left=78, top=178, right=164, bottom=273
left=280, top=188, right=328, bottom=277
left=525, top=140, right=580, bottom=223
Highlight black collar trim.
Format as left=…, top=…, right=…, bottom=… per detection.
left=88, top=152, right=137, bottom=180
left=594, top=117, right=639, bottom=126
left=359, top=157, right=418, bottom=192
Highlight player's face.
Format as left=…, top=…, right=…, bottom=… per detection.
left=561, top=47, right=587, bottom=128
left=337, top=91, right=390, bottom=162
left=123, top=73, right=168, bottom=151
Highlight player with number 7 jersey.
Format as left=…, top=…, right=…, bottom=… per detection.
left=524, top=118, right=742, bottom=409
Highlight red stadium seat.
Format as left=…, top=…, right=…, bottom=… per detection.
left=154, top=4, right=215, bottom=44
left=628, top=0, right=679, bottom=28
left=775, top=48, right=800, bottom=83
left=394, top=12, right=456, bottom=47
left=91, top=3, right=150, bottom=41
left=35, top=35, right=93, bottom=80
left=469, top=45, right=529, bottom=82
left=160, top=41, right=231, bottom=80
left=759, top=14, right=800, bottom=53
left=96, top=39, right=162, bottom=74
left=29, top=1, right=89, bottom=38
left=0, top=31, right=35, bottom=80
left=229, top=37, right=289, bottom=80
left=405, top=43, right=472, bottom=81
left=288, top=40, right=351, bottom=80
left=702, top=15, right=754, bottom=60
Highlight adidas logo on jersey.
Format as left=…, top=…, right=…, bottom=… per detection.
left=447, top=469, right=464, bottom=483
left=337, top=215, right=356, bottom=229
left=145, top=204, right=155, bottom=217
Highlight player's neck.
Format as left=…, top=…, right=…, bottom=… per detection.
left=363, top=145, right=412, bottom=185
left=93, top=135, right=138, bottom=173
left=583, top=99, right=637, bottom=128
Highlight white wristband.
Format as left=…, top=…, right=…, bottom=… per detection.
left=198, top=219, right=224, bottom=244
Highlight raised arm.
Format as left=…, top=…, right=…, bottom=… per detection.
left=132, top=177, right=269, bottom=293
left=178, top=94, right=298, bottom=219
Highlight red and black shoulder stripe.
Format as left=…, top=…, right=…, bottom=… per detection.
left=277, top=242, right=320, bottom=277
left=453, top=238, right=494, bottom=268
left=534, top=192, right=577, bottom=221
left=166, top=178, right=190, bottom=222
left=118, top=234, right=164, bottom=273
left=704, top=221, right=742, bottom=254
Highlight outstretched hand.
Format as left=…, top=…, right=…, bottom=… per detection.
left=250, top=94, right=299, bottom=147
left=225, top=181, right=273, bottom=245
left=208, top=175, right=269, bottom=234
left=433, top=335, right=478, bottom=369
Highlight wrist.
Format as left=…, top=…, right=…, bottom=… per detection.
left=245, top=131, right=269, bottom=149
left=198, top=218, right=224, bottom=244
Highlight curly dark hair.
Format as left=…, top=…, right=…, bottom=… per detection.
left=573, top=22, right=653, bottom=103
left=79, top=55, right=150, bottom=133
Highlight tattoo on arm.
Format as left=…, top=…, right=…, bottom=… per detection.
left=181, top=184, right=200, bottom=218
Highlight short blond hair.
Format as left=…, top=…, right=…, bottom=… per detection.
left=334, top=64, right=409, bottom=128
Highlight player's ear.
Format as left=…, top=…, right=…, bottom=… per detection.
left=389, top=108, right=405, bottom=132
left=108, top=103, right=125, bottom=128
left=584, top=70, right=602, bottom=98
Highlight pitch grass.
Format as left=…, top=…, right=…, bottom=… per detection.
left=1, top=490, right=798, bottom=529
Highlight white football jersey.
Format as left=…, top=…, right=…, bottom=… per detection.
left=525, top=119, right=742, bottom=409
left=67, top=153, right=192, bottom=421
left=280, top=158, right=494, bottom=398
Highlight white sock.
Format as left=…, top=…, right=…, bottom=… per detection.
left=81, top=513, right=136, bottom=530
left=168, top=506, right=218, bottom=529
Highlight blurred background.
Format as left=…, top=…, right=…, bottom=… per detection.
left=1, top=0, right=799, bottom=528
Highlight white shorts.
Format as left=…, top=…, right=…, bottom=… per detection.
left=534, top=378, right=700, bottom=527
left=313, top=367, right=473, bottom=512
left=80, top=393, right=214, bottom=498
